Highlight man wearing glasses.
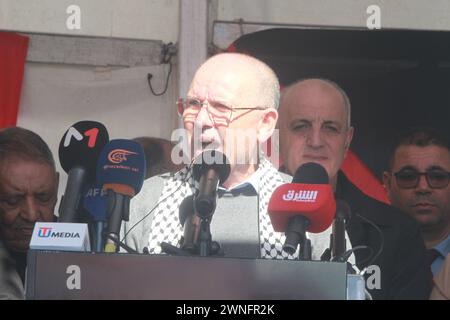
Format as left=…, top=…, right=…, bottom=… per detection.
left=383, top=128, right=450, bottom=276
left=278, top=78, right=431, bottom=299
left=123, top=53, right=295, bottom=260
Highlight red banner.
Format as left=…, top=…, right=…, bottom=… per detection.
left=0, top=32, right=29, bottom=128
left=342, top=150, right=390, bottom=205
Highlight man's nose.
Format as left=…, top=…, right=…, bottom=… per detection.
left=194, top=104, right=214, bottom=129
left=415, top=175, right=432, bottom=193
left=306, top=127, right=324, bottom=148
left=21, top=196, right=40, bottom=223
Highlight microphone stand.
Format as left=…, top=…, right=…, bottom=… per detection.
left=331, top=200, right=351, bottom=262
left=94, top=221, right=106, bottom=252
left=161, top=218, right=221, bottom=257
left=198, top=217, right=222, bottom=257
left=104, top=191, right=130, bottom=253
left=283, top=215, right=312, bottom=260
left=331, top=216, right=347, bottom=261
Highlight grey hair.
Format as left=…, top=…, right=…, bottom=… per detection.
left=0, top=126, right=56, bottom=169
left=280, top=78, right=352, bottom=128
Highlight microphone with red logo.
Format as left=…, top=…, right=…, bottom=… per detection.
left=58, top=121, right=109, bottom=223
left=96, top=139, right=146, bottom=253
left=268, top=162, right=336, bottom=259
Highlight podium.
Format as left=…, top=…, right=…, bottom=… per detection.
left=26, top=250, right=348, bottom=299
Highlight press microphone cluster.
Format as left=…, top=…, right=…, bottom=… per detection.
left=53, top=121, right=147, bottom=254
left=268, top=162, right=336, bottom=259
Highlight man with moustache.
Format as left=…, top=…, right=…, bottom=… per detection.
left=0, top=127, right=59, bottom=299
left=278, top=78, right=431, bottom=299
left=383, top=128, right=450, bottom=276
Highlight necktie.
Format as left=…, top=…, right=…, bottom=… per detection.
left=428, top=248, right=441, bottom=267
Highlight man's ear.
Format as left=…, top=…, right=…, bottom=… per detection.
left=345, top=126, right=354, bottom=151
left=382, top=171, right=391, bottom=190
left=258, top=108, right=278, bottom=143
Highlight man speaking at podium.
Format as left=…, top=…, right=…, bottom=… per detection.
left=0, top=127, right=59, bottom=299
left=122, top=53, right=312, bottom=260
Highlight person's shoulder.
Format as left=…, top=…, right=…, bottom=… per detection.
left=279, top=171, right=292, bottom=183
left=0, top=240, right=24, bottom=300
left=430, top=253, right=450, bottom=299
left=340, top=173, right=420, bottom=233
left=369, top=194, right=418, bottom=230
left=131, top=173, right=171, bottom=214
left=357, top=192, right=423, bottom=247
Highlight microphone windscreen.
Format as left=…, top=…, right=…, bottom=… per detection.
left=179, top=194, right=195, bottom=226
left=58, top=121, right=109, bottom=179
left=268, top=162, right=335, bottom=233
left=192, top=150, right=231, bottom=184
left=96, top=139, right=146, bottom=196
left=293, top=162, right=329, bottom=184
left=83, top=184, right=108, bottom=221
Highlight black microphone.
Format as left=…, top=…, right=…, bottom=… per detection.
left=331, top=199, right=352, bottom=261
left=178, top=194, right=201, bottom=252
left=58, top=121, right=109, bottom=222
left=192, top=150, right=230, bottom=219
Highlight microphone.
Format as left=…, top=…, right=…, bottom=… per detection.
left=58, top=121, right=109, bottom=222
left=192, top=150, right=230, bottom=219
left=178, top=194, right=201, bottom=253
left=96, top=139, right=146, bottom=253
left=83, top=184, right=108, bottom=252
left=268, top=162, right=336, bottom=258
left=184, top=150, right=230, bottom=256
left=331, top=199, right=352, bottom=261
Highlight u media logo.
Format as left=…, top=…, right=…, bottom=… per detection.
left=108, top=149, right=138, bottom=164
left=38, top=227, right=53, bottom=238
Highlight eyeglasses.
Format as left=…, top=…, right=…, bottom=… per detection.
left=177, top=98, right=266, bottom=127
left=393, top=170, right=450, bottom=189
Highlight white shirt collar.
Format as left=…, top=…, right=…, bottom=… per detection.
left=218, top=165, right=263, bottom=193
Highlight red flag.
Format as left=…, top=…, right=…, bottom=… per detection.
left=0, top=32, right=29, bottom=128
left=342, top=150, right=391, bottom=205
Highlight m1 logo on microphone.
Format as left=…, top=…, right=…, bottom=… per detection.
left=108, top=149, right=138, bottom=164
left=282, top=190, right=318, bottom=203
left=63, top=127, right=99, bottom=149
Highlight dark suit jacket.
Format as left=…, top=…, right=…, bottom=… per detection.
left=336, top=171, right=432, bottom=299
left=0, top=240, right=24, bottom=300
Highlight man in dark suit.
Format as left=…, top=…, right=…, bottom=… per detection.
left=278, top=78, right=431, bottom=299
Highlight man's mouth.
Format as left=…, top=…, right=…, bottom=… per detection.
left=303, top=154, right=328, bottom=161
left=412, top=202, right=436, bottom=211
left=17, top=227, right=34, bottom=236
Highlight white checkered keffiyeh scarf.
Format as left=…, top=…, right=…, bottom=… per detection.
left=146, top=156, right=298, bottom=259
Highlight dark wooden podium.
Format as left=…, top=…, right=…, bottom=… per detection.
left=26, top=250, right=347, bottom=299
